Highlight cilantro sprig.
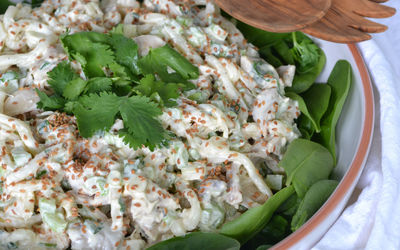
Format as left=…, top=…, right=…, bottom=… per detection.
left=36, top=30, right=199, bottom=150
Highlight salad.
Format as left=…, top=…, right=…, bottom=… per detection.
left=0, top=0, right=352, bottom=249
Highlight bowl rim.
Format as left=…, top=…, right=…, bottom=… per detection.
left=272, top=44, right=375, bottom=249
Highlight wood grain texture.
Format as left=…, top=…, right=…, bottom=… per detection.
left=302, top=0, right=396, bottom=43
left=215, top=0, right=331, bottom=33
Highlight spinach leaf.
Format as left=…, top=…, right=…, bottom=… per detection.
left=273, top=40, right=295, bottom=65
left=0, top=1, right=12, bottom=14
left=31, top=0, right=44, bottom=8
left=285, top=92, right=319, bottom=133
left=279, top=139, right=334, bottom=198
left=291, top=179, right=338, bottom=231
left=220, top=185, right=295, bottom=243
left=287, top=47, right=326, bottom=93
left=298, top=84, right=332, bottom=135
left=299, top=126, right=313, bottom=140
left=277, top=193, right=301, bottom=217
left=236, top=21, right=288, bottom=46
left=147, top=232, right=240, bottom=250
left=257, top=245, right=273, bottom=250
left=260, top=215, right=289, bottom=242
left=317, top=60, right=352, bottom=163
left=243, top=215, right=289, bottom=248
left=259, top=46, right=283, bottom=68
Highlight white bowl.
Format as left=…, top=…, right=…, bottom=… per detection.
left=273, top=41, right=375, bottom=249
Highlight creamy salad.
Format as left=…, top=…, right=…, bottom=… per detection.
left=0, top=0, right=300, bottom=249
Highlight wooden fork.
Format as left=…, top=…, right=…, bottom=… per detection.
left=215, top=0, right=332, bottom=33
left=302, top=0, right=396, bottom=43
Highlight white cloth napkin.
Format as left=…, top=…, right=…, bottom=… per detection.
left=314, top=1, right=400, bottom=249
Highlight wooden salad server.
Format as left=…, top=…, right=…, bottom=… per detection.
left=302, top=0, right=397, bottom=43
left=214, top=0, right=332, bottom=33
left=215, top=0, right=396, bottom=43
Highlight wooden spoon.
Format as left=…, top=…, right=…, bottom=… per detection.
left=302, top=0, right=396, bottom=43
left=214, top=0, right=331, bottom=33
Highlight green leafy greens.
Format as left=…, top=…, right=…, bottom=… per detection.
left=36, top=31, right=199, bottom=150
left=317, top=60, right=353, bottom=163
left=291, top=179, right=338, bottom=231
left=148, top=232, right=240, bottom=250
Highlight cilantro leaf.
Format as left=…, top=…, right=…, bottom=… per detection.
left=84, top=77, right=112, bottom=94
left=290, top=32, right=319, bottom=74
left=119, top=96, right=164, bottom=150
left=61, top=32, right=115, bottom=77
left=63, top=78, right=87, bottom=100
left=151, top=45, right=199, bottom=79
left=86, top=43, right=115, bottom=77
left=118, top=129, right=143, bottom=150
left=134, top=74, right=182, bottom=107
left=139, top=45, right=199, bottom=84
left=113, top=79, right=133, bottom=96
left=107, top=33, right=140, bottom=75
left=64, top=101, right=77, bottom=114
left=47, top=61, right=79, bottom=96
left=73, top=92, right=121, bottom=137
left=35, top=89, right=66, bottom=110
left=109, top=63, right=130, bottom=79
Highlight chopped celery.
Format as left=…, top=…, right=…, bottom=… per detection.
left=199, top=202, right=225, bottom=231
left=266, top=175, right=284, bottom=191
left=84, top=176, right=108, bottom=196
left=188, top=148, right=201, bottom=161
left=169, top=141, right=189, bottom=169
left=11, top=147, right=32, bottom=167
left=205, top=24, right=228, bottom=42
left=0, top=71, right=21, bottom=94
left=39, top=198, right=68, bottom=233
left=176, top=16, right=193, bottom=27
left=186, top=27, right=207, bottom=48
left=39, top=198, right=57, bottom=214
left=42, top=213, right=68, bottom=233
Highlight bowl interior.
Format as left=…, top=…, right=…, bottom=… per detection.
left=273, top=40, right=374, bottom=250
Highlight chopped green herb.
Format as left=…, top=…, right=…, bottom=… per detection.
left=35, top=170, right=47, bottom=179
left=35, top=89, right=66, bottom=111
left=119, top=197, right=126, bottom=213
left=84, top=77, right=113, bottom=94
left=47, top=61, right=79, bottom=96
left=134, top=74, right=183, bottom=107
left=39, top=243, right=57, bottom=248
